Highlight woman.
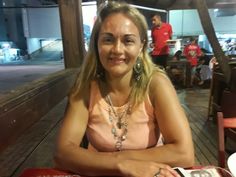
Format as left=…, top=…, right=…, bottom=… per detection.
left=54, top=2, right=194, bottom=177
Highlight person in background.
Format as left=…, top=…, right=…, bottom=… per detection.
left=150, top=13, right=173, bottom=69
left=196, top=48, right=212, bottom=86
left=172, top=50, right=182, bottom=61
left=167, top=50, right=184, bottom=86
left=209, top=56, right=218, bottom=71
left=183, top=37, right=202, bottom=87
left=54, top=2, right=194, bottom=177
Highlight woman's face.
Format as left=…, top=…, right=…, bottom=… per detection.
left=97, top=13, right=143, bottom=79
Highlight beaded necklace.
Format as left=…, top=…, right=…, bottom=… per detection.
left=106, top=95, right=131, bottom=151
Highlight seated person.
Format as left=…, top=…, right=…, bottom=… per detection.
left=172, top=50, right=182, bottom=61
left=209, top=56, right=218, bottom=71
left=54, top=2, right=194, bottom=177
left=167, top=50, right=184, bottom=85
left=196, top=49, right=212, bottom=86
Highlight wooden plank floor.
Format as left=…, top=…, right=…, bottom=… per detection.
left=0, top=88, right=235, bottom=177
left=178, top=88, right=236, bottom=166
left=178, top=88, right=218, bottom=166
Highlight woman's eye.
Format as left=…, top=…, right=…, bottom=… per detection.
left=125, top=38, right=135, bottom=45
left=102, top=37, right=114, bottom=43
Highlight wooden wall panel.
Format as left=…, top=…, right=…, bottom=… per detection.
left=0, top=69, right=79, bottom=152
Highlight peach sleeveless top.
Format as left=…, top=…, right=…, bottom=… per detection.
left=86, top=81, right=163, bottom=152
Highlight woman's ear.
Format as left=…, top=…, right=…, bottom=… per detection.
left=139, top=42, right=144, bottom=53
left=141, top=39, right=146, bottom=51
left=139, top=48, right=143, bottom=54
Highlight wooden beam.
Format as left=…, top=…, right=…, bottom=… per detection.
left=192, top=0, right=231, bottom=84
left=58, top=0, right=85, bottom=68
left=0, top=69, right=79, bottom=153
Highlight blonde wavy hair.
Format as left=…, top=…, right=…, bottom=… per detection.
left=71, top=1, right=163, bottom=108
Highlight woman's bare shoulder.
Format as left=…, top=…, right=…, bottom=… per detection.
left=69, top=80, right=92, bottom=108
left=149, top=71, right=172, bottom=91
left=148, top=70, right=176, bottom=104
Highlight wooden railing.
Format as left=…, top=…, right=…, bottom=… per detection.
left=0, top=68, right=79, bottom=153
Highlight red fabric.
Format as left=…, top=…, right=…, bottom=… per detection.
left=183, top=44, right=201, bottom=66
left=19, top=167, right=229, bottom=177
left=151, top=23, right=172, bottom=56
left=19, top=168, right=78, bottom=177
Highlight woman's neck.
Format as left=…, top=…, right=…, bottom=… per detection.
left=100, top=72, right=133, bottom=106
left=106, top=71, right=132, bottom=93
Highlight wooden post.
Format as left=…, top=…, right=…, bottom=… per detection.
left=58, top=0, right=85, bottom=68
left=192, top=0, right=231, bottom=84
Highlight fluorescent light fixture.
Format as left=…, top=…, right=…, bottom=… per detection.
left=130, top=4, right=167, bottom=12
left=82, top=1, right=96, bottom=6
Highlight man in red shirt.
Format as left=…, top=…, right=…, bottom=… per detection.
left=183, top=37, right=202, bottom=86
left=150, top=13, right=172, bottom=68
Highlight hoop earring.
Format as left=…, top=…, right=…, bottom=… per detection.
left=133, top=57, right=143, bottom=81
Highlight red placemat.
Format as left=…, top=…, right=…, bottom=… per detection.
left=19, top=168, right=80, bottom=177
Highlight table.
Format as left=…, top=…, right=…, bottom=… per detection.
left=19, top=167, right=233, bottom=177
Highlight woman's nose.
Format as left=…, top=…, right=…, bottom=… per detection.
left=112, top=40, right=123, bottom=54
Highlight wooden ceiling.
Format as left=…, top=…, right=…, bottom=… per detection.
left=80, top=0, right=236, bottom=10
left=122, top=0, right=236, bottom=10
left=46, top=0, right=236, bottom=10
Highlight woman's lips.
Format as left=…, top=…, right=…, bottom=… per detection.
left=109, top=57, right=126, bottom=64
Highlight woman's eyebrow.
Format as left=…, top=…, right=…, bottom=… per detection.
left=124, top=34, right=138, bottom=38
left=99, top=32, right=113, bottom=36
left=99, top=33, right=138, bottom=37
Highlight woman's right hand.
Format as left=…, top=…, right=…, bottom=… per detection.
left=117, top=159, right=180, bottom=177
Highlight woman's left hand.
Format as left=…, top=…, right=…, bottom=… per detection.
left=117, top=159, right=180, bottom=177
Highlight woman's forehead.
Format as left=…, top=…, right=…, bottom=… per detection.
left=99, top=13, right=140, bottom=35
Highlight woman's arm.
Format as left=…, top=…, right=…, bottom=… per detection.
left=115, top=72, right=194, bottom=168
left=54, top=86, right=121, bottom=176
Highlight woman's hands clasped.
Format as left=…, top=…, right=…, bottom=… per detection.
left=117, top=160, right=181, bottom=177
